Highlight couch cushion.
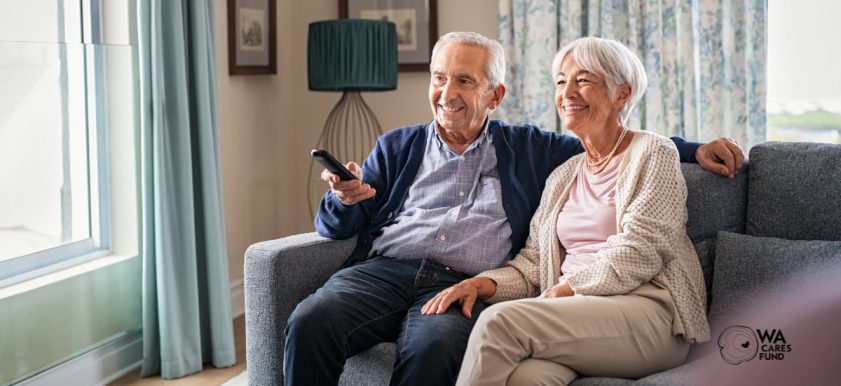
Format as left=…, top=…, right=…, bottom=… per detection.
left=570, top=377, right=633, bottom=386
left=680, top=163, right=749, bottom=309
left=633, top=353, right=717, bottom=386
left=746, top=141, right=841, bottom=241
left=339, top=342, right=395, bottom=386
left=707, top=231, right=841, bottom=329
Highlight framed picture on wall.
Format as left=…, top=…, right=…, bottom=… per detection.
left=339, top=0, right=438, bottom=72
left=227, top=0, right=277, bottom=75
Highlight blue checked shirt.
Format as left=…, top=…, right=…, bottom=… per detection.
left=369, top=119, right=513, bottom=275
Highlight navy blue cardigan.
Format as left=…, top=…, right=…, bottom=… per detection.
left=315, top=120, right=701, bottom=268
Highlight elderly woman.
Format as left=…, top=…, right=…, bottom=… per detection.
left=421, top=37, right=710, bottom=385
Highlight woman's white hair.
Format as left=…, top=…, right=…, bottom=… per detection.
left=430, top=32, right=505, bottom=90
left=551, top=37, right=647, bottom=125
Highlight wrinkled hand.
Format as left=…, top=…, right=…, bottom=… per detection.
left=321, top=162, right=376, bottom=205
left=695, top=138, right=745, bottom=179
left=539, top=283, right=575, bottom=299
left=422, top=277, right=495, bottom=318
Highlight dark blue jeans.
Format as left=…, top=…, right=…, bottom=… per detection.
left=284, top=257, right=491, bottom=386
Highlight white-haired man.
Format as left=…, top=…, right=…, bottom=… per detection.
left=284, top=32, right=744, bottom=386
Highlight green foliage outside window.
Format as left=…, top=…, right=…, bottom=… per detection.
left=767, top=109, right=841, bottom=144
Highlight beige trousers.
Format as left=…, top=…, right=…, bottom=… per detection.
left=456, top=286, right=690, bottom=386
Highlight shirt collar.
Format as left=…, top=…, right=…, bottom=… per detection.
left=431, top=117, right=490, bottom=152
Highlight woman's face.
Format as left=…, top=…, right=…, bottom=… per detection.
left=554, top=54, right=619, bottom=134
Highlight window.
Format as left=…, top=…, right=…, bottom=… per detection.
left=767, top=0, right=841, bottom=144
left=0, top=1, right=109, bottom=283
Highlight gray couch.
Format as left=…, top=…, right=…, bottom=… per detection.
left=245, top=141, right=841, bottom=385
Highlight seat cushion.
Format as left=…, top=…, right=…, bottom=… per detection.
left=633, top=354, right=718, bottom=386
left=680, top=163, right=749, bottom=309
left=569, top=377, right=633, bottom=386
left=707, top=231, right=841, bottom=328
left=746, top=141, right=841, bottom=241
left=339, top=342, right=396, bottom=386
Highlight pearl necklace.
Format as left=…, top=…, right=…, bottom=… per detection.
left=585, top=126, right=628, bottom=175
left=586, top=153, right=610, bottom=167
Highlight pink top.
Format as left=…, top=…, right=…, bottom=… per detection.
left=554, top=153, right=624, bottom=290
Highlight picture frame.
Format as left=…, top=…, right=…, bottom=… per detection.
left=227, top=0, right=277, bottom=75
left=339, top=0, right=438, bottom=72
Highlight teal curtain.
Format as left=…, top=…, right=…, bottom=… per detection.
left=138, top=0, right=235, bottom=379
left=498, top=0, right=767, bottom=147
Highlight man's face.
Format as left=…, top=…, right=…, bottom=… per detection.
left=428, top=44, right=501, bottom=135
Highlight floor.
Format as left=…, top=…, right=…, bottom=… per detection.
left=107, top=315, right=247, bottom=386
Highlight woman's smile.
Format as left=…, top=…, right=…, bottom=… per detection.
left=563, top=105, right=589, bottom=115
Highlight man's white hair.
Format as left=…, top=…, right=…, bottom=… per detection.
left=430, top=32, right=505, bottom=90
left=552, top=37, right=647, bottom=125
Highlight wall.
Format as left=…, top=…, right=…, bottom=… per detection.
left=217, top=0, right=499, bottom=281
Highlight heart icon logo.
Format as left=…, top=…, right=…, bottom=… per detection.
left=741, top=341, right=749, bottom=348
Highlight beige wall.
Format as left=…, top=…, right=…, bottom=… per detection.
left=216, top=0, right=499, bottom=281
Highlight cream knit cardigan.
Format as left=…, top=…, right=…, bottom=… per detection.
left=477, top=131, right=711, bottom=343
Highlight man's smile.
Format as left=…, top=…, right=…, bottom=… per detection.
left=439, top=104, right=465, bottom=113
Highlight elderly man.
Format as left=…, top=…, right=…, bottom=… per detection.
left=284, top=32, right=744, bottom=386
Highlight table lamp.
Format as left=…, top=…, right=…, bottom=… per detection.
left=307, top=19, right=397, bottom=219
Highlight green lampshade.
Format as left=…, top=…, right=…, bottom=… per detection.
left=308, top=19, right=398, bottom=92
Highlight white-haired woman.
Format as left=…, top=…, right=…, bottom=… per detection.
left=422, top=37, right=711, bottom=385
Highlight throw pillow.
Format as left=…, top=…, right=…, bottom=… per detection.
left=707, top=231, right=841, bottom=329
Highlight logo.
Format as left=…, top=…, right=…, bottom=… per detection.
left=718, top=326, right=758, bottom=364
left=718, top=325, right=791, bottom=365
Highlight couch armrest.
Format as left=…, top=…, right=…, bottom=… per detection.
left=245, top=232, right=357, bottom=385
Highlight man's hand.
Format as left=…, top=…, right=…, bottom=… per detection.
left=539, top=283, right=574, bottom=299
left=695, top=138, right=745, bottom=179
left=321, top=162, right=376, bottom=205
left=422, top=277, right=496, bottom=318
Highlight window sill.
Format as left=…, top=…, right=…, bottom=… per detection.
left=0, top=251, right=137, bottom=297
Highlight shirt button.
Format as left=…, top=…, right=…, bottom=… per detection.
left=440, top=235, right=446, bottom=241
left=461, top=156, right=465, bottom=161
left=387, top=212, right=393, bottom=219
left=459, top=191, right=464, bottom=196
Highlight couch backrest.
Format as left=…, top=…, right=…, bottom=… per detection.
left=746, top=142, right=841, bottom=241
left=681, top=162, right=749, bottom=308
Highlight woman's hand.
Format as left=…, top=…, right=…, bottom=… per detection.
left=421, top=277, right=497, bottom=318
left=540, top=283, right=575, bottom=299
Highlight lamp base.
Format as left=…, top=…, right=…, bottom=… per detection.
left=308, top=89, right=384, bottom=220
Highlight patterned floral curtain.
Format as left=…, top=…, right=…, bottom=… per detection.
left=498, top=0, right=767, bottom=147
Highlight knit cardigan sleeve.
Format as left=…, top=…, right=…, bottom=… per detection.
left=475, top=227, right=541, bottom=303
